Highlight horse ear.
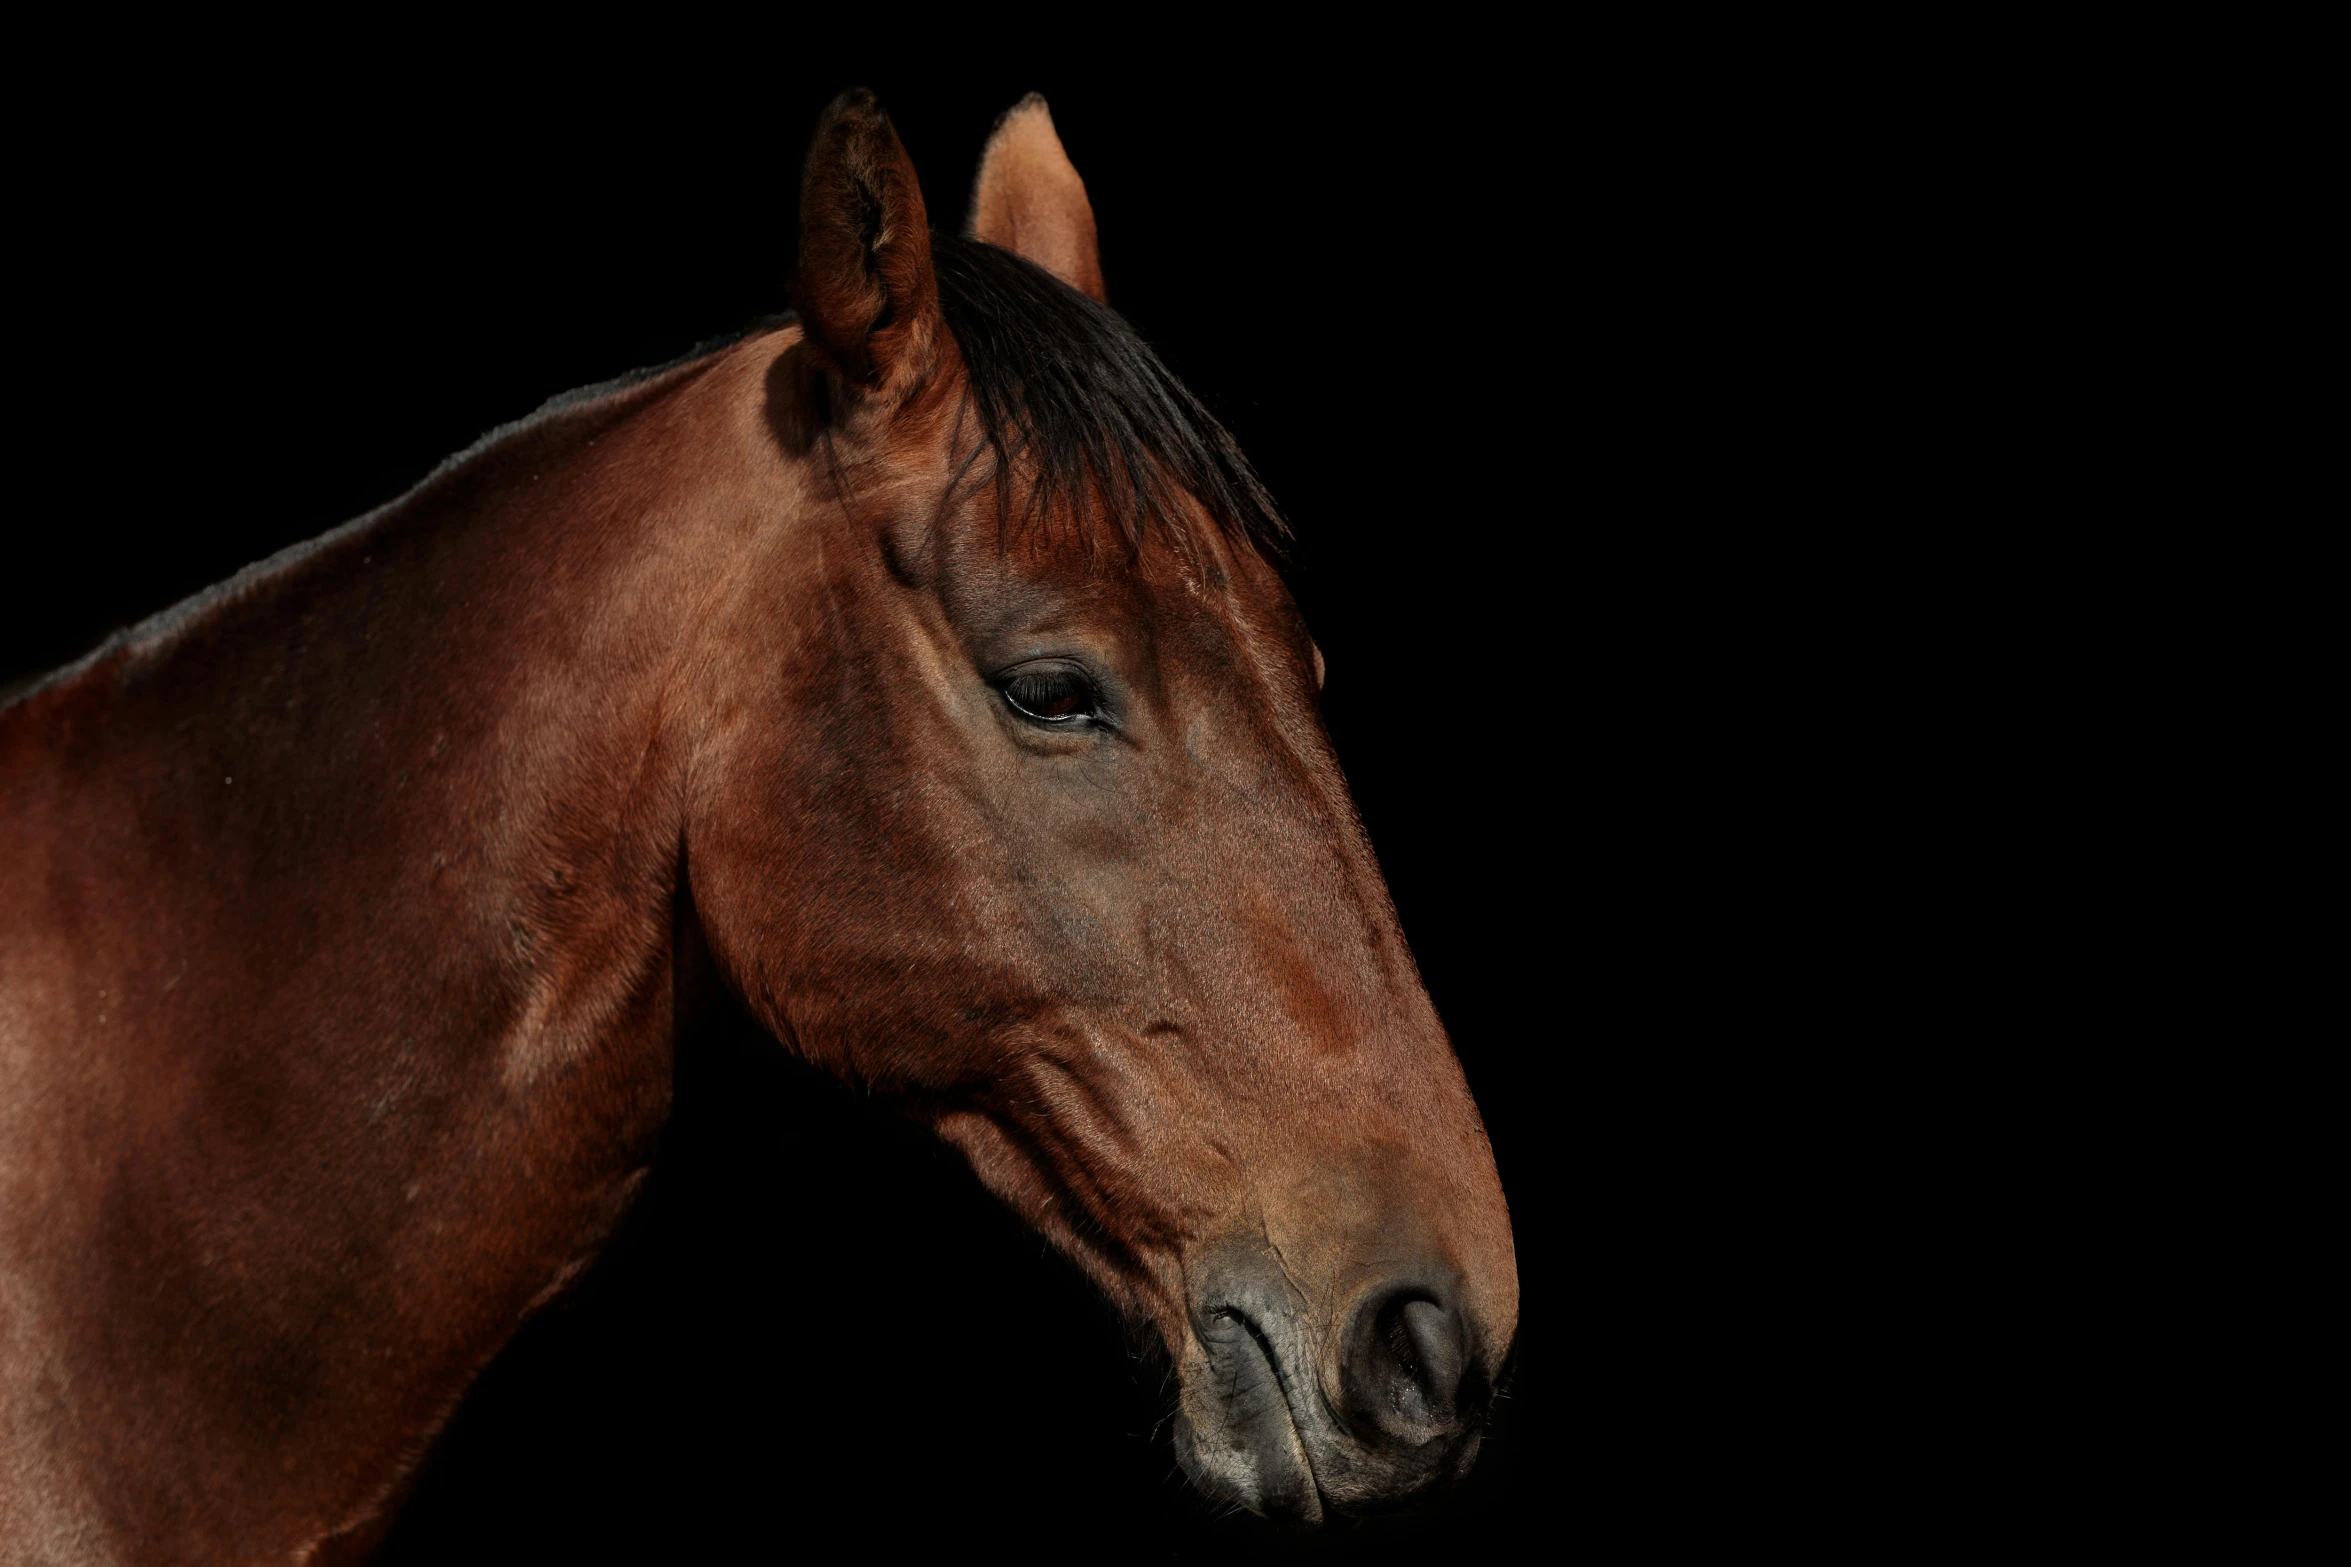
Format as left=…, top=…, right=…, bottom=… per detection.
left=966, top=94, right=1106, bottom=302
left=794, top=89, right=942, bottom=392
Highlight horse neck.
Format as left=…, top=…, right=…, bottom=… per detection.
left=13, top=345, right=757, bottom=1019
left=0, top=333, right=793, bottom=1556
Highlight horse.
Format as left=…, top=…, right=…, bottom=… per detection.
left=0, top=90, right=1518, bottom=1561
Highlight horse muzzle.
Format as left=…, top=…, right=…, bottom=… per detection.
left=1171, top=1238, right=1496, bottom=1523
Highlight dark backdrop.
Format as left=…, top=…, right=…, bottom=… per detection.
left=4, top=47, right=1884, bottom=1562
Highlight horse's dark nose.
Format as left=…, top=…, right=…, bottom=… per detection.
left=1341, top=1286, right=1479, bottom=1442
left=1177, top=1244, right=1498, bottom=1521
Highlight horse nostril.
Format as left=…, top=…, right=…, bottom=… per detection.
left=1344, top=1288, right=1475, bottom=1441
left=1395, top=1299, right=1464, bottom=1419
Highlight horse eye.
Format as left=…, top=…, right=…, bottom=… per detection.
left=1000, top=667, right=1099, bottom=724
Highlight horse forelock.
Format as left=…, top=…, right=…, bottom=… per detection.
left=926, top=234, right=1288, bottom=575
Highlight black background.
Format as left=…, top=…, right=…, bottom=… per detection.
left=2, top=42, right=1931, bottom=1562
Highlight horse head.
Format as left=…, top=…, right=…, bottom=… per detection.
left=685, top=92, right=1518, bottom=1521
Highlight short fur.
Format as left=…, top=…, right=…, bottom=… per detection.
left=0, top=91, right=1515, bottom=1560
left=967, top=93, right=1109, bottom=302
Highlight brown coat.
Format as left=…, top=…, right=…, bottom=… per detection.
left=0, top=92, right=1515, bottom=1561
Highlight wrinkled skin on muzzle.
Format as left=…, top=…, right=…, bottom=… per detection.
left=1176, top=1173, right=1507, bottom=1522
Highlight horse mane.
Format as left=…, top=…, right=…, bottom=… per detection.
left=535, top=238, right=1288, bottom=568
left=929, top=233, right=1288, bottom=562
left=2, top=239, right=1282, bottom=712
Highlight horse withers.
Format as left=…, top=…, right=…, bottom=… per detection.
left=0, top=91, right=1517, bottom=1558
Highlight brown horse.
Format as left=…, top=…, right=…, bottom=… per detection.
left=0, top=91, right=1517, bottom=1560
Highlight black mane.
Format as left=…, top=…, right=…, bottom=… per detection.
left=928, top=233, right=1286, bottom=559
left=1, top=246, right=1281, bottom=710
